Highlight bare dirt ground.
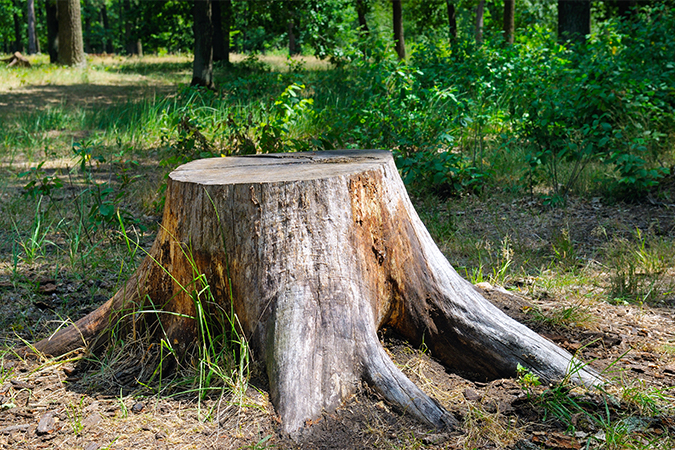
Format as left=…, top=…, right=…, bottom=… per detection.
left=0, top=282, right=674, bottom=449
left=1, top=193, right=674, bottom=450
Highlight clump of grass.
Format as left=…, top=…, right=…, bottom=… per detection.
left=551, top=227, right=578, bottom=270
left=526, top=303, right=594, bottom=329
left=606, top=228, right=673, bottom=305
left=458, top=403, right=524, bottom=449
left=86, top=193, right=251, bottom=420
left=516, top=357, right=675, bottom=450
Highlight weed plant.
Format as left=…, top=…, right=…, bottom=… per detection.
left=517, top=358, right=674, bottom=450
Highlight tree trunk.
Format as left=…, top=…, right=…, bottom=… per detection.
left=392, top=0, right=405, bottom=60
left=356, top=0, right=369, bottom=35
left=83, top=0, right=92, bottom=53
left=101, top=4, right=113, bottom=54
left=31, top=150, right=600, bottom=435
left=34, top=4, right=41, bottom=53
left=475, top=0, right=485, bottom=44
left=46, top=0, right=58, bottom=63
left=192, top=0, right=214, bottom=88
left=57, top=0, right=85, bottom=66
left=503, top=0, right=515, bottom=44
left=123, top=0, right=137, bottom=55
left=288, top=18, right=300, bottom=56
left=12, top=0, right=22, bottom=53
left=558, top=0, right=591, bottom=45
left=446, top=1, right=457, bottom=41
left=26, top=0, right=37, bottom=54
left=212, top=0, right=227, bottom=62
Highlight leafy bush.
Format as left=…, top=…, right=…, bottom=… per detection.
left=142, top=6, right=675, bottom=200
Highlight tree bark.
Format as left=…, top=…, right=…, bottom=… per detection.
left=31, top=150, right=600, bottom=435
left=101, top=4, right=113, bottom=54
left=558, top=0, right=591, bottom=45
left=212, top=0, right=231, bottom=63
left=12, top=0, right=22, bottom=53
left=83, top=0, right=91, bottom=53
left=287, top=19, right=299, bottom=56
left=26, top=0, right=37, bottom=54
left=123, top=0, right=138, bottom=55
left=446, top=1, right=457, bottom=41
left=46, top=0, right=58, bottom=63
left=356, top=0, right=369, bottom=35
left=503, top=0, right=515, bottom=44
left=475, top=0, right=485, bottom=44
left=392, top=0, right=405, bottom=60
left=191, top=0, right=214, bottom=88
left=57, top=0, right=85, bottom=66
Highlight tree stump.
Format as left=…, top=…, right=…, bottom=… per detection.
left=32, top=150, right=600, bottom=434
left=2, top=52, right=31, bottom=68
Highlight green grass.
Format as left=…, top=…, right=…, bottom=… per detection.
left=526, top=303, right=595, bottom=329
left=0, top=47, right=674, bottom=449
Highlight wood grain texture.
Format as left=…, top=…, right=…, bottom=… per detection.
left=32, top=149, right=600, bottom=434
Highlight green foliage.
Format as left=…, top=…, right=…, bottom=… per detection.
left=511, top=9, right=674, bottom=200
left=5, top=3, right=672, bottom=203
left=396, top=150, right=489, bottom=197
left=18, top=161, right=63, bottom=199
left=12, top=196, right=53, bottom=265
left=551, top=228, right=578, bottom=269
left=526, top=303, right=593, bottom=329
left=607, top=228, right=672, bottom=304
left=72, top=141, right=140, bottom=230
left=516, top=363, right=541, bottom=390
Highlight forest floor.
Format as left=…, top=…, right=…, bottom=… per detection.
left=0, top=54, right=674, bottom=449
left=1, top=186, right=674, bottom=450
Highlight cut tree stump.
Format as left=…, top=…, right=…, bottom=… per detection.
left=32, top=149, right=600, bottom=434
left=2, top=52, right=31, bottom=67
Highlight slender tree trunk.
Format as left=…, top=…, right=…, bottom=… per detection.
left=213, top=0, right=233, bottom=61
left=558, top=0, right=591, bottom=44
left=123, top=0, right=136, bottom=55
left=83, top=0, right=92, bottom=53
left=192, top=0, right=214, bottom=88
left=12, top=0, right=22, bottom=52
left=46, top=0, right=58, bottom=63
left=503, top=0, right=515, bottom=44
left=57, top=0, right=86, bottom=66
left=392, top=0, right=405, bottom=59
left=27, top=0, right=37, bottom=54
left=222, top=0, right=231, bottom=63
left=101, top=4, right=113, bottom=53
left=35, top=3, right=41, bottom=53
left=212, top=0, right=225, bottom=61
left=288, top=16, right=300, bottom=55
left=446, top=1, right=457, bottom=41
left=30, top=150, right=600, bottom=436
left=475, top=0, right=485, bottom=44
left=356, top=0, right=369, bottom=35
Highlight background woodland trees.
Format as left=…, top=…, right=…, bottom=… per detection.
left=1, top=0, right=666, bottom=60
left=2, top=0, right=674, bottom=201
